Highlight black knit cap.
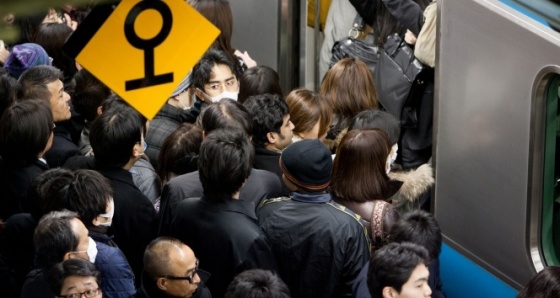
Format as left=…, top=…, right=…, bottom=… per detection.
left=279, top=139, right=332, bottom=191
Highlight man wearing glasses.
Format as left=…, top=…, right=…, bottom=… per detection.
left=133, top=237, right=211, bottom=298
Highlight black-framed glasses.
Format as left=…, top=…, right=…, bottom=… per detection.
left=161, top=259, right=199, bottom=283
left=57, top=288, right=100, bottom=298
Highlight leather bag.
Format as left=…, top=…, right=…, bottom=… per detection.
left=330, top=15, right=379, bottom=76
left=375, top=33, right=427, bottom=127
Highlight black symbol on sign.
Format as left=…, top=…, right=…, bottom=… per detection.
left=124, top=0, right=173, bottom=91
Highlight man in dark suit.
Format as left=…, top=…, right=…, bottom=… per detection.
left=166, top=129, right=277, bottom=298
left=158, top=99, right=282, bottom=234
left=17, top=65, right=81, bottom=167
left=66, top=102, right=157, bottom=283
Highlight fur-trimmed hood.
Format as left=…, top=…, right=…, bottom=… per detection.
left=388, top=163, right=434, bottom=212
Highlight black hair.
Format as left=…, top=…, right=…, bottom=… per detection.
left=28, top=168, right=71, bottom=222
left=349, top=109, right=401, bottom=145
left=32, top=22, right=77, bottom=83
left=14, top=10, right=50, bottom=44
left=518, top=266, right=560, bottom=298
left=17, top=65, right=62, bottom=102
left=243, top=93, right=289, bottom=148
left=157, top=123, right=203, bottom=183
left=367, top=242, right=429, bottom=297
left=0, top=99, right=53, bottom=166
left=72, top=69, right=111, bottom=122
left=41, top=169, right=113, bottom=228
left=192, top=48, right=237, bottom=90
left=390, top=210, right=442, bottom=261
left=90, top=101, right=143, bottom=169
left=48, top=258, right=101, bottom=297
left=198, top=129, right=253, bottom=202
left=201, top=98, right=252, bottom=136
left=225, top=269, right=291, bottom=298
left=0, top=74, right=17, bottom=119
left=34, top=210, right=80, bottom=269
left=238, top=65, right=283, bottom=104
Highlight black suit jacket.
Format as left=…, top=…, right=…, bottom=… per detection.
left=158, top=168, right=282, bottom=235
left=167, top=197, right=277, bottom=298
left=0, top=159, right=48, bottom=220
left=44, top=126, right=82, bottom=168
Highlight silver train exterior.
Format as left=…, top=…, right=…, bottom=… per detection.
left=435, top=0, right=560, bottom=292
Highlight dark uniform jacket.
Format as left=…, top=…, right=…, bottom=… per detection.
left=158, top=169, right=282, bottom=234
left=0, top=159, right=48, bottom=220
left=253, top=147, right=290, bottom=196
left=166, top=197, right=277, bottom=298
left=258, top=192, right=370, bottom=298
left=43, top=125, right=82, bottom=168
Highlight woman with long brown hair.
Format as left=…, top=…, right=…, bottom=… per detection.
left=320, top=58, right=379, bottom=152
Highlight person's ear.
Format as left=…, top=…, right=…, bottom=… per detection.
left=96, top=106, right=103, bottom=116
left=266, top=132, right=277, bottom=144
left=156, top=277, right=168, bottom=291
left=92, top=216, right=101, bottom=227
left=382, top=286, right=397, bottom=298
left=132, top=144, right=140, bottom=157
left=63, top=252, right=73, bottom=261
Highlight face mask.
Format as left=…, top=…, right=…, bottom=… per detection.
left=98, top=199, right=114, bottom=227
left=87, top=237, right=98, bottom=263
left=210, top=90, right=238, bottom=103
left=386, top=144, right=398, bottom=174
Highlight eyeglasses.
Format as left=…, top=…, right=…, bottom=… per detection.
left=57, top=288, right=100, bottom=298
left=161, top=259, right=199, bottom=283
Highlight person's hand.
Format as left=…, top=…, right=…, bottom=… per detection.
left=234, top=50, right=257, bottom=68
left=0, top=41, right=9, bottom=65
left=64, top=13, right=78, bottom=31
left=404, top=30, right=417, bottom=45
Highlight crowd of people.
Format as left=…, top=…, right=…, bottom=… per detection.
left=0, top=0, right=556, bottom=298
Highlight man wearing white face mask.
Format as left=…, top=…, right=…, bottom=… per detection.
left=192, top=48, right=240, bottom=105
left=21, top=210, right=100, bottom=298
left=39, top=169, right=136, bottom=297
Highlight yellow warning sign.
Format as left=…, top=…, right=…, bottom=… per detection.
left=76, top=0, right=220, bottom=119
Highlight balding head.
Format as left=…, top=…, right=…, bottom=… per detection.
left=143, top=237, right=200, bottom=297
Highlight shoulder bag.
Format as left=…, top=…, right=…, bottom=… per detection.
left=375, top=33, right=427, bottom=127
left=330, top=15, right=379, bottom=76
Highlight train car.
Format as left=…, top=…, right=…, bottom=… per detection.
left=434, top=0, right=560, bottom=296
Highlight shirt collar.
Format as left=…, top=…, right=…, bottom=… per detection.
left=291, top=192, right=332, bottom=203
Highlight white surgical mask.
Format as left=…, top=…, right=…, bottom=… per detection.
left=386, top=144, right=398, bottom=174
left=87, top=237, right=98, bottom=263
left=210, top=90, right=238, bottom=103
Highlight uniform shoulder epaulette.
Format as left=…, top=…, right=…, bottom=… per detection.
left=258, top=196, right=291, bottom=209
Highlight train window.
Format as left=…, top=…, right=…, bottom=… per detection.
left=543, top=76, right=560, bottom=265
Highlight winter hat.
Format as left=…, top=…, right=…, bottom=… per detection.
left=279, top=139, right=332, bottom=192
left=170, top=72, right=192, bottom=97
left=4, top=43, right=51, bottom=79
